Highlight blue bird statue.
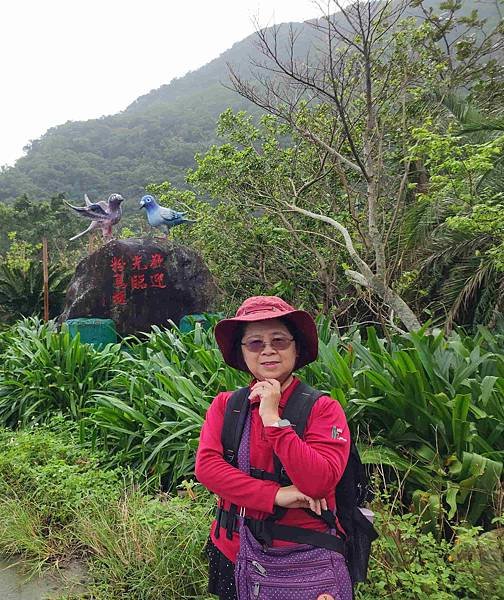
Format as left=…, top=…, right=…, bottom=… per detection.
left=66, top=193, right=124, bottom=241
left=139, top=194, right=194, bottom=235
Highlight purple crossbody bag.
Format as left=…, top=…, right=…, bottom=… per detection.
left=234, top=408, right=353, bottom=600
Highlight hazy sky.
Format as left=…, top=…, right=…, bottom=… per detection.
left=0, top=0, right=321, bottom=167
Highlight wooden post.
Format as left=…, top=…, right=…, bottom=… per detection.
left=42, top=237, right=49, bottom=321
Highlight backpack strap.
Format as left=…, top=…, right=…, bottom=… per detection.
left=221, top=386, right=250, bottom=467
left=272, top=381, right=324, bottom=480
left=218, top=386, right=250, bottom=539
left=281, top=381, right=324, bottom=436
left=267, top=382, right=326, bottom=522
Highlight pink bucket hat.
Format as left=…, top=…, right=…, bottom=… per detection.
left=214, top=296, right=318, bottom=371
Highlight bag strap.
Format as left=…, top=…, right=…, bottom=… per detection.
left=247, top=519, right=346, bottom=555
left=221, top=386, right=250, bottom=467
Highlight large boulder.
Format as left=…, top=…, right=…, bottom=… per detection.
left=60, top=239, right=218, bottom=335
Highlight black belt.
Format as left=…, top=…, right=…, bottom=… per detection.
left=214, top=507, right=347, bottom=556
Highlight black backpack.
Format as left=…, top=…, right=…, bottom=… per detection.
left=218, top=381, right=378, bottom=586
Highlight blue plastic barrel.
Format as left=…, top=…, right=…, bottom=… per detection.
left=66, top=318, right=117, bottom=348
left=179, top=313, right=221, bottom=333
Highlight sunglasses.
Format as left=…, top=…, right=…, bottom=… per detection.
left=241, top=336, right=294, bottom=353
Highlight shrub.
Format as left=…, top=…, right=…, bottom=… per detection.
left=302, top=325, right=504, bottom=529
left=76, top=485, right=214, bottom=600
left=86, top=323, right=248, bottom=489
left=0, top=316, right=502, bottom=528
left=0, top=318, right=130, bottom=426
left=0, top=424, right=122, bottom=565
left=357, top=498, right=504, bottom=599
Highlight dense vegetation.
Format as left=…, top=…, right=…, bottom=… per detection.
left=0, top=317, right=501, bottom=533
left=0, top=318, right=501, bottom=598
left=0, top=1, right=502, bottom=596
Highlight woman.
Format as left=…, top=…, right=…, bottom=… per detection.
left=195, top=296, right=351, bottom=600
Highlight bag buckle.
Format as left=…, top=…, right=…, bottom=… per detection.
left=223, top=449, right=235, bottom=463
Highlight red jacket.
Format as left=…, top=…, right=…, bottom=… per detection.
left=195, top=377, right=351, bottom=562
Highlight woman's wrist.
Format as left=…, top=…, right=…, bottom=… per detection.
left=261, top=412, right=280, bottom=427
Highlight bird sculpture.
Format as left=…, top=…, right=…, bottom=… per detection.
left=139, top=194, right=194, bottom=235
left=65, top=193, right=124, bottom=241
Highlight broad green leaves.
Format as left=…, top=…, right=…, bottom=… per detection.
left=0, top=316, right=501, bottom=525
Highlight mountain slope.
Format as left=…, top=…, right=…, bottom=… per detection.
left=0, top=0, right=500, bottom=205
left=0, top=30, right=277, bottom=204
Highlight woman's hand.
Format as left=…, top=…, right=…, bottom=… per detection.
left=250, top=379, right=282, bottom=426
left=274, top=485, right=328, bottom=516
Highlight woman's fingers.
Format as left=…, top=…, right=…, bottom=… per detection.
left=308, top=497, right=322, bottom=515
left=274, top=486, right=328, bottom=516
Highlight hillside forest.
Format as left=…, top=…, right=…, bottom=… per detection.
left=0, top=2, right=502, bottom=598
left=0, top=0, right=503, bottom=334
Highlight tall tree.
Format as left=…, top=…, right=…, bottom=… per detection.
left=216, top=0, right=503, bottom=330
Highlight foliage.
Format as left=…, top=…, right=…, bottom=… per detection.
left=77, top=486, right=213, bottom=600
left=0, top=262, right=72, bottom=322
left=0, top=317, right=502, bottom=527
left=0, top=424, right=213, bottom=597
left=4, top=231, right=39, bottom=272
left=0, top=423, right=122, bottom=565
left=0, top=318, right=129, bottom=426
left=397, top=98, right=504, bottom=329
left=150, top=178, right=338, bottom=314
left=86, top=322, right=248, bottom=488
left=0, top=195, right=81, bottom=256
left=356, top=493, right=504, bottom=599
left=0, top=422, right=500, bottom=600
left=0, top=227, right=73, bottom=322
left=0, top=2, right=501, bottom=331
left=178, top=0, right=502, bottom=331
left=302, top=324, right=504, bottom=529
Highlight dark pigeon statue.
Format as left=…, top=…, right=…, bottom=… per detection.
left=66, top=193, right=124, bottom=241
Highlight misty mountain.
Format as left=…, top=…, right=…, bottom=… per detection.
left=0, top=18, right=317, bottom=205
left=0, top=0, right=500, bottom=206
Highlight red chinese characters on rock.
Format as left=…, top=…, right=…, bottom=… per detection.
left=113, top=272, right=127, bottom=289
left=110, top=256, right=126, bottom=273
left=150, top=272, right=167, bottom=288
left=110, top=253, right=168, bottom=305
left=112, top=289, right=127, bottom=306
left=131, top=254, right=148, bottom=271
left=131, top=274, right=148, bottom=290
left=111, top=256, right=128, bottom=306
left=149, top=253, right=164, bottom=269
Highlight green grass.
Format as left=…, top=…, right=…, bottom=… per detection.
left=0, top=425, right=500, bottom=600
left=0, top=317, right=502, bottom=530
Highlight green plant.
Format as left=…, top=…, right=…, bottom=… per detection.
left=301, top=324, right=504, bottom=529
left=0, top=318, right=130, bottom=426
left=0, top=261, right=72, bottom=322
left=76, top=486, right=213, bottom=600
left=0, top=315, right=502, bottom=526
left=356, top=495, right=504, bottom=599
left=86, top=322, right=248, bottom=488
left=0, top=425, right=122, bottom=567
